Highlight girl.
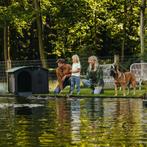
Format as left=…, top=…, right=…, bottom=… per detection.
left=82, top=56, right=104, bottom=94
left=69, top=54, right=81, bottom=95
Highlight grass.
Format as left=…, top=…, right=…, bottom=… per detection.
left=47, top=80, right=147, bottom=98
left=48, top=83, right=146, bottom=98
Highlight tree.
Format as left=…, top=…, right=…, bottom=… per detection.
left=34, top=0, right=47, bottom=68
left=140, top=0, right=146, bottom=59
left=2, top=0, right=11, bottom=70
left=0, top=0, right=142, bottom=65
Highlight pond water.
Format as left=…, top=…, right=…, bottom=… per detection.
left=0, top=96, right=146, bottom=147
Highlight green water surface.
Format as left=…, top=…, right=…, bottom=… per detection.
left=0, top=96, right=146, bottom=147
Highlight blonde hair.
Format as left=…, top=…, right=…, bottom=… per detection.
left=72, top=54, right=80, bottom=63
left=88, top=55, right=99, bottom=71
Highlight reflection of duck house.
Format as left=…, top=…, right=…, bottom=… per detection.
left=143, top=99, right=147, bottom=107
left=14, top=104, right=44, bottom=115
left=7, top=66, right=49, bottom=95
left=15, top=106, right=32, bottom=115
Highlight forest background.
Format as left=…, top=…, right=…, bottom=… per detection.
left=0, top=0, right=146, bottom=71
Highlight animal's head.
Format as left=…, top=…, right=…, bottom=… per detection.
left=110, top=64, right=117, bottom=77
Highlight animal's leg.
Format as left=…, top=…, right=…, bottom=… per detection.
left=127, top=85, right=130, bottom=95
left=122, top=86, right=126, bottom=96
left=133, top=87, right=136, bottom=95
left=114, top=85, right=118, bottom=96
left=132, top=81, right=136, bottom=95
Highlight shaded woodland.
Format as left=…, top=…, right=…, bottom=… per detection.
left=0, top=0, right=146, bottom=69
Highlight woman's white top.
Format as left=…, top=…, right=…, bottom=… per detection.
left=71, top=63, right=81, bottom=77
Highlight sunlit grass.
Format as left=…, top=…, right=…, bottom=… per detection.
left=48, top=80, right=146, bottom=97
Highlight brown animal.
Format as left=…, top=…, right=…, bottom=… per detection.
left=110, top=65, right=136, bottom=96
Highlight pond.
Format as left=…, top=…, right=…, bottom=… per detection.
left=0, top=96, right=146, bottom=147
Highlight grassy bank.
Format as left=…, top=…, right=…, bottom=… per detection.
left=48, top=86, right=146, bottom=98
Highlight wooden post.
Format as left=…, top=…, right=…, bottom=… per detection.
left=114, top=54, right=119, bottom=65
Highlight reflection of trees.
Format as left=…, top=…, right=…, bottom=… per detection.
left=0, top=106, right=15, bottom=146
left=112, top=99, right=142, bottom=145
left=38, top=99, right=70, bottom=146
left=15, top=117, right=38, bottom=146
left=14, top=99, right=70, bottom=147
left=80, top=98, right=106, bottom=146
left=87, top=98, right=104, bottom=120
left=0, top=97, right=144, bottom=146
left=14, top=106, right=46, bottom=146
left=103, top=98, right=143, bottom=146
left=142, top=106, right=147, bottom=140
left=0, top=103, right=46, bottom=146
left=0, top=98, right=73, bottom=146
left=80, top=98, right=143, bottom=146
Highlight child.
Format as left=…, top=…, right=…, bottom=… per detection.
left=69, top=54, right=81, bottom=95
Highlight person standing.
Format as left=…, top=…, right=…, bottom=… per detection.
left=54, top=58, right=71, bottom=94
left=82, top=56, right=104, bottom=94
left=69, top=54, right=81, bottom=95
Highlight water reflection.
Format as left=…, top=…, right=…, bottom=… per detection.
left=0, top=96, right=146, bottom=146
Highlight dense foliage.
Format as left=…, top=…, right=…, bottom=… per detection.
left=0, top=0, right=145, bottom=64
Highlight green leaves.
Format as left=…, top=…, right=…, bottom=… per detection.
left=0, top=0, right=144, bottom=60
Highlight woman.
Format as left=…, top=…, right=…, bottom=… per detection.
left=70, top=54, right=81, bottom=95
left=82, top=56, right=104, bottom=94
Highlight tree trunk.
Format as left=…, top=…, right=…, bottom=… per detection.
left=121, top=38, right=125, bottom=63
left=140, top=0, right=146, bottom=59
left=4, top=23, right=11, bottom=70
left=121, top=0, right=127, bottom=63
left=34, top=0, right=47, bottom=68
